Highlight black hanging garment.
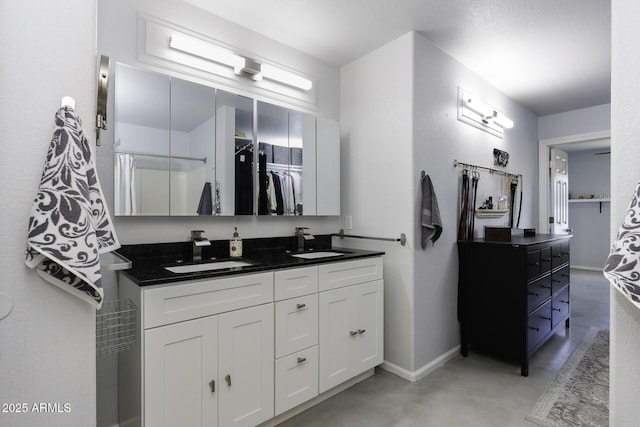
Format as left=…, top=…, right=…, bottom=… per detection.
left=235, top=146, right=253, bottom=214
left=458, top=170, right=470, bottom=240
left=467, top=172, right=479, bottom=239
left=258, top=152, right=268, bottom=215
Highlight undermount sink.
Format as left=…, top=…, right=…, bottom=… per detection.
left=165, top=260, right=253, bottom=274
left=290, top=251, right=346, bottom=260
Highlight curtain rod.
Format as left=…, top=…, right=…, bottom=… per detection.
left=115, top=150, right=207, bottom=163
left=453, top=159, right=521, bottom=179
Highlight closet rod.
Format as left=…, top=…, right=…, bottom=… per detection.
left=333, top=229, right=407, bottom=246
left=453, top=159, right=521, bottom=179
left=115, top=150, right=206, bottom=163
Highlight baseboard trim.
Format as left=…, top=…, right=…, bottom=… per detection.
left=379, top=345, right=461, bottom=382
left=571, top=265, right=604, bottom=272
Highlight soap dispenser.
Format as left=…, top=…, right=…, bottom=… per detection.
left=230, top=227, right=242, bottom=258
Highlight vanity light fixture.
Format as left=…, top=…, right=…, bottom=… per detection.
left=458, top=87, right=513, bottom=138
left=256, top=64, right=313, bottom=91
left=169, top=33, right=245, bottom=74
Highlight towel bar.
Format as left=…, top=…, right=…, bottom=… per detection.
left=333, top=229, right=406, bottom=246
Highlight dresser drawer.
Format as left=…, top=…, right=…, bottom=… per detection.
left=552, top=286, right=570, bottom=328
left=526, top=250, right=541, bottom=280
left=319, top=257, right=383, bottom=291
left=275, top=346, right=319, bottom=416
left=275, top=294, right=318, bottom=358
left=528, top=301, right=552, bottom=351
left=527, top=275, right=552, bottom=312
left=274, top=266, right=319, bottom=301
left=551, top=265, right=570, bottom=294
left=551, top=244, right=565, bottom=269
left=540, top=247, right=552, bottom=274
left=143, top=272, right=274, bottom=328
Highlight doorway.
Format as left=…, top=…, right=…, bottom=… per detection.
left=538, top=132, right=611, bottom=270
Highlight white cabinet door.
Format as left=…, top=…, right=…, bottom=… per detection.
left=144, top=315, right=218, bottom=427
left=218, top=304, right=274, bottom=427
left=318, top=286, right=355, bottom=393
left=353, top=280, right=384, bottom=371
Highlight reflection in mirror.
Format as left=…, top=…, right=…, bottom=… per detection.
left=257, top=101, right=304, bottom=215
left=215, top=90, right=254, bottom=215
left=114, top=63, right=170, bottom=215
left=170, top=78, right=215, bottom=215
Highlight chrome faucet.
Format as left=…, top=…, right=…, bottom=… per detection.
left=295, top=227, right=315, bottom=252
left=191, top=230, right=210, bottom=261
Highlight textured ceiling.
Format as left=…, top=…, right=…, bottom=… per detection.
left=184, top=0, right=611, bottom=117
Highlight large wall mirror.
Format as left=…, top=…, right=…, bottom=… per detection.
left=113, top=63, right=338, bottom=217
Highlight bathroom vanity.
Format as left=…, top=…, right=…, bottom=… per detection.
left=457, top=234, right=571, bottom=376
left=117, top=242, right=383, bottom=427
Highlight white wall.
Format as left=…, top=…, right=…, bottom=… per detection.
left=538, top=104, right=611, bottom=140
left=610, top=0, right=640, bottom=424
left=412, top=33, right=539, bottom=371
left=567, top=150, right=610, bottom=270
left=340, top=33, right=416, bottom=372
left=340, top=31, right=539, bottom=378
left=0, top=1, right=97, bottom=426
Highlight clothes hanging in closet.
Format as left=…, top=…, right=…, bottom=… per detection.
left=235, top=144, right=253, bottom=214
left=266, top=170, right=303, bottom=215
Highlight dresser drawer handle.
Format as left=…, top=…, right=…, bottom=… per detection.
left=297, top=357, right=307, bottom=364
left=544, top=258, right=552, bottom=262
left=296, top=303, right=306, bottom=309
left=528, top=326, right=539, bottom=332
left=542, top=316, right=551, bottom=321
left=358, top=329, right=366, bottom=334
left=553, top=255, right=562, bottom=258
left=552, top=279, right=562, bottom=283
left=350, top=330, right=358, bottom=336
left=528, top=292, right=539, bottom=297
left=561, top=300, right=569, bottom=304
left=541, top=285, right=551, bottom=289
left=552, top=308, right=561, bottom=312
left=528, top=262, right=540, bottom=267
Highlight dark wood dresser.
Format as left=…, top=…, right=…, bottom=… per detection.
left=457, top=234, right=571, bottom=376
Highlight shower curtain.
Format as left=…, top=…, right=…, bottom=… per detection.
left=114, top=152, right=136, bottom=215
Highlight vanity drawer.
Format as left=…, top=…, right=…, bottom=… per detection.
left=528, top=301, right=552, bottom=351
left=552, top=286, right=570, bottom=328
left=274, top=266, right=319, bottom=301
left=527, top=275, right=552, bottom=312
left=275, top=294, right=318, bottom=358
left=275, top=346, right=319, bottom=416
left=143, top=272, right=274, bottom=328
left=319, top=257, right=383, bottom=291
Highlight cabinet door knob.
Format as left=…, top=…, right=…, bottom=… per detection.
left=209, top=380, right=215, bottom=393
left=297, top=357, right=307, bottom=364
left=350, top=330, right=358, bottom=336
left=358, top=329, right=366, bottom=334
left=225, top=374, right=232, bottom=387
left=296, top=303, right=306, bottom=309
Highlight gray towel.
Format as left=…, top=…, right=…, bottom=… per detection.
left=197, top=182, right=213, bottom=215
left=421, top=174, right=442, bottom=248
left=25, top=107, right=120, bottom=309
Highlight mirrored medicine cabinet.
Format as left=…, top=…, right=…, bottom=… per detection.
left=113, top=63, right=339, bottom=217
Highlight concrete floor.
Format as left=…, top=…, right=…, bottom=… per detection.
left=279, top=269, right=610, bottom=427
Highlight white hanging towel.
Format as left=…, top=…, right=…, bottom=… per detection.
left=25, top=106, right=120, bottom=309
left=604, top=181, right=640, bottom=309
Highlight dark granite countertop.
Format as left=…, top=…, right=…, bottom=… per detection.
left=117, top=235, right=385, bottom=286
left=457, top=233, right=571, bottom=247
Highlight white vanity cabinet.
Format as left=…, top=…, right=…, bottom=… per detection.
left=119, top=272, right=274, bottom=427
left=119, top=256, right=383, bottom=427
left=318, top=258, right=384, bottom=393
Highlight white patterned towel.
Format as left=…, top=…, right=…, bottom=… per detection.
left=25, top=107, right=119, bottom=309
left=604, top=181, right=640, bottom=309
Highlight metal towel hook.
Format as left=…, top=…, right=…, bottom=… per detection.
left=96, top=55, right=110, bottom=146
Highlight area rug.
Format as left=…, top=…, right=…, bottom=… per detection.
left=526, top=327, right=609, bottom=427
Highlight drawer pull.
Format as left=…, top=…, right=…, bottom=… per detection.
left=528, top=326, right=539, bottom=332
left=296, top=303, right=306, bottom=309
left=552, top=307, right=561, bottom=312
left=553, top=255, right=562, bottom=258
left=528, top=292, right=539, bottom=297
left=350, top=330, right=358, bottom=336
left=561, top=300, right=569, bottom=304
left=358, top=329, right=366, bottom=334
left=297, top=357, right=307, bottom=364
left=552, top=279, right=562, bottom=283
left=209, top=379, right=215, bottom=393
left=544, top=258, right=552, bottom=262
left=225, top=374, right=231, bottom=387
left=562, top=251, right=570, bottom=255
left=528, top=262, right=540, bottom=266
left=541, top=285, right=551, bottom=289
left=542, top=316, right=551, bottom=320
